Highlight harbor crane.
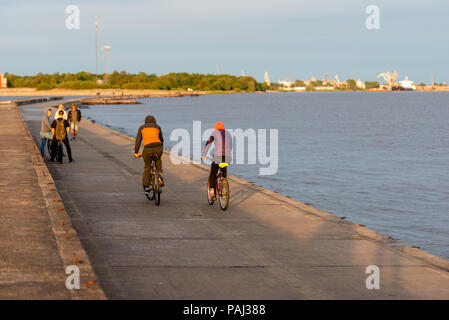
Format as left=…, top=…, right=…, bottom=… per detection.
left=335, top=74, right=340, bottom=84
left=377, top=71, right=398, bottom=90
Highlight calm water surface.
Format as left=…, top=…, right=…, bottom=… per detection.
left=80, top=92, right=449, bottom=260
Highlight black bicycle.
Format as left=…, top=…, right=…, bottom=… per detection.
left=46, top=137, right=52, bottom=158
left=49, top=139, right=65, bottom=164
left=206, top=160, right=230, bottom=211
left=136, top=154, right=162, bottom=206
left=54, top=140, right=64, bottom=164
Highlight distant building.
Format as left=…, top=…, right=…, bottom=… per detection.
left=315, top=87, right=335, bottom=91
left=323, top=72, right=329, bottom=85
left=356, top=79, right=365, bottom=89
left=264, top=72, right=271, bottom=86
left=336, top=81, right=348, bottom=89
left=279, top=78, right=295, bottom=88
left=0, top=73, right=7, bottom=89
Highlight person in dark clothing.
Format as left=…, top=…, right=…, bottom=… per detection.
left=50, top=110, right=73, bottom=162
left=134, top=115, right=164, bottom=190
left=68, top=103, right=82, bottom=140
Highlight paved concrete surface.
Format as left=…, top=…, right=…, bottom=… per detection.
left=20, top=101, right=449, bottom=299
left=0, top=102, right=104, bottom=299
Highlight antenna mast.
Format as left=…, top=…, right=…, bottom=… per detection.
left=95, top=19, right=99, bottom=80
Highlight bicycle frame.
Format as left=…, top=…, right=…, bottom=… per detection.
left=136, top=154, right=161, bottom=205
left=215, top=167, right=225, bottom=194
left=46, top=137, right=52, bottom=157
left=150, top=159, right=159, bottom=189
left=206, top=159, right=230, bottom=210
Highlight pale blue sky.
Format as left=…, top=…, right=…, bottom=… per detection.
left=1, top=0, right=448, bottom=83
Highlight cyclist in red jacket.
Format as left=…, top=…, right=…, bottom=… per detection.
left=201, top=121, right=232, bottom=200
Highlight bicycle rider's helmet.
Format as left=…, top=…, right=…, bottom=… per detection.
left=214, top=121, right=225, bottom=130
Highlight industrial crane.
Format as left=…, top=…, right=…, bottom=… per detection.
left=377, top=71, right=398, bottom=90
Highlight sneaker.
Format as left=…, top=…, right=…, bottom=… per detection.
left=209, top=188, right=216, bottom=201
left=143, top=185, right=151, bottom=194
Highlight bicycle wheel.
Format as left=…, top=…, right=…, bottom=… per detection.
left=206, top=180, right=214, bottom=205
left=57, top=143, right=63, bottom=164
left=144, top=184, right=155, bottom=201
left=218, top=178, right=229, bottom=211
left=153, top=174, right=161, bottom=206
left=47, top=139, right=52, bottom=158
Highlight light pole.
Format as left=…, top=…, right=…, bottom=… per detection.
left=95, top=19, right=98, bottom=80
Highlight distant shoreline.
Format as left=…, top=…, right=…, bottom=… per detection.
left=0, top=88, right=208, bottom=97
left=1, top=87, right=449, bottom=97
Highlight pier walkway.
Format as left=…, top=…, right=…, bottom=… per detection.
left=16, top=101, right=449, bottom=299
left=0, top=102, right=104, bottom=299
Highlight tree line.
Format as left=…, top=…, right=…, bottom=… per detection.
left=3, top=71, right=268, bottom=92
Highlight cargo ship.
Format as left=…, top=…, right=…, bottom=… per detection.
left=392, top=76, right=416, bottom=91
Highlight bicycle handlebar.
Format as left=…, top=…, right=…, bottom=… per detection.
left=203, top=156, right=230, bottom=167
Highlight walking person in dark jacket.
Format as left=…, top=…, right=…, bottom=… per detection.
left=68, top=103, right=82, bottom=140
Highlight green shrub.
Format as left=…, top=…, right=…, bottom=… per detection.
left=36, top=82, right=53, bottom=90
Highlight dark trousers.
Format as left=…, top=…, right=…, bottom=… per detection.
left=143, top=145, right=163, bottom=187
left=51, top=137, right=72, bottom=161
left=209, top=161, right=227, bottom=189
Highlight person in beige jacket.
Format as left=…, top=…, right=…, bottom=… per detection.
left=40, top=109, right=52, bottom=159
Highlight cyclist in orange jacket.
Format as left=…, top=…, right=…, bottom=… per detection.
left=134, top=115, right=164, bottom=192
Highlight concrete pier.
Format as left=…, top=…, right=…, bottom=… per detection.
left=7, top=100, right=449, bottom=299
left=12, top=97, right=63, bottom=106
left=0, top=102, right=104, bottom=299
